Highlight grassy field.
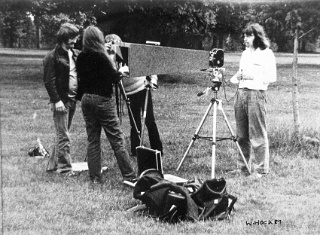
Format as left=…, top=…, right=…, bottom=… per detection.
left=1, top=49, right=320, bottom=235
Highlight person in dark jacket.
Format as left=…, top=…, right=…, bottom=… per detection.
left=76, top=26, right=136, bottom=184
left=43, top=23, right=80, bottom=174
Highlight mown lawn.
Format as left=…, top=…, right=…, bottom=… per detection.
left=1, top=50, right=320, bottom=235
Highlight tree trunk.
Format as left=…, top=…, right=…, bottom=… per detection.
left=36, top=26, right=41, bottom=49
left=300, top=40, right=306, bottom=53
left=292, top=29, right=301, bottom=134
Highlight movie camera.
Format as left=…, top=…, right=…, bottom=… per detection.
left=198, top=48, right=225, bottom=96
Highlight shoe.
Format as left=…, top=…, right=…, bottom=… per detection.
left=92, top=179, right=101, bottom=184
left=66, top=171, right=76, bottom=177
left=101, top=166, right=108, bottom=174
left=55, top=167, right=72, bottom=174
left=91, top=177, right=102, bottom=184
left=249, top=172, right=267, bottom=179
left=123, top=177, right=138, bottom=187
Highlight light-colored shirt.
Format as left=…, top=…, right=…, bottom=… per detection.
left=231, top=47, right=276, bottom=90
left=68, top=49, right=78, bottom=98
left=123, top=75, right=158, bottom=96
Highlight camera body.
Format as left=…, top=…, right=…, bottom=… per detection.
left=209, top=48, right=224, bottom=68
left=207, top=48, right=225, bottom=90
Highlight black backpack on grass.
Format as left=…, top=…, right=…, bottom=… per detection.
left=133, top=170, right=237, bottom=223
left=191, top=178, right=237, bottom=220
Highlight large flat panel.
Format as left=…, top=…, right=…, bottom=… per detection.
left=118, top=43, right=210, bottom=77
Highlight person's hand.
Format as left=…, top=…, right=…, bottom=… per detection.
left=150, top=82, right=158, bottom=90
left=240, top=69, right=254, bottom=80
left=55, top=101, right=66, bottom=112
left=105, top=42, right=112, bottom=51
left=118, top=63, right=129, bottom=77
left=49, top=103, right=54, bottom=111
left=236, top=71, right=242, bottom=81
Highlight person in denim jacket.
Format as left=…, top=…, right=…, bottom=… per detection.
left=43, top=23, right=80, bottom=174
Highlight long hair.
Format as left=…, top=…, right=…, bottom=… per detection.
left=243, top=23, right=270, bottom=50
left=82, top=26, right=106, bottom=54
left=56, top=23, right=79, bottom=45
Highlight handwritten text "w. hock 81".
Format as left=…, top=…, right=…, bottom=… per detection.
left=246, top=220, right=282, bottom=226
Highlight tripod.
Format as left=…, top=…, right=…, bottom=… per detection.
left=176, top=83, right=251, bottom=178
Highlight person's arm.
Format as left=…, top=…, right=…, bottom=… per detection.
left=101, top=53, right=124, bottom=83
left=43, top=53, right=65, bottom=111
left=150, top=75, right=158, bottom=85
left=230, top=70, right=241, bottom=84
left=75, top=53, right=84, bottom=101
left=262, top=49, right=277, bottom=84
left=230, top=52, right=246, bottom=83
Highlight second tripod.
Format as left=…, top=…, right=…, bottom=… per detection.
left=176, top=85, right=251, bottom=178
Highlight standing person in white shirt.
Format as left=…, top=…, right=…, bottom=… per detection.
left=230, top=23, right=276, bottom=177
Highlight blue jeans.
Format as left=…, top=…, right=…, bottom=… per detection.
left=234, top=89, right=270, bottom=174
left=128, top=89, right=163, bottom=155
left=47, top=99, right=76, bottom=171
left=81, top=94, right=136, bottom=181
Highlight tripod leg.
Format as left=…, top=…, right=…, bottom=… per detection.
left=176, top=102, right=213, bottom=171
left=219, top=106, right=251, bottom=173
left=140, top=87, right=149, bottom=146
left=118, top=81, right=141, bottom=142
left=211, top=101, right=217, bottom=178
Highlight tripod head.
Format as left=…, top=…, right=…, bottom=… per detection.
left=198, top=67, right=225, bottom=96
left=144, top=75, right=158, bottom=89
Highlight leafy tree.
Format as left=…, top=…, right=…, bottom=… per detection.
left=30, top=0, right=103, bottom=48
left=208, top=1, right=249, bottom=51
left=0, top=0, right=34, bottom=47
left=244, top=1, right=320, bottom=52
left=283, top=1, right=320, bottom=134
left=104, top=0, right=217, bottom=49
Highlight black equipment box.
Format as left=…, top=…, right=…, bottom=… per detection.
left=136, top=146, right=162, bottom=176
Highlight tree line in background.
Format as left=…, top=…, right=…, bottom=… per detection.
left=0, top=0, right=319, bottom=52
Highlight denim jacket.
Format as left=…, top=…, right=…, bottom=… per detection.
left=43, top=45, right=80, bottom=103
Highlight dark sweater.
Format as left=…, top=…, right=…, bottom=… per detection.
left=76, top=51, right=122, bottom=100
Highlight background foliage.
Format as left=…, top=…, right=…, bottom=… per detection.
left=0, top=0, right=320, bottom=52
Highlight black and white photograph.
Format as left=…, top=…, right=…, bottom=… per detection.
left=1, top=0, right=319, bottom=234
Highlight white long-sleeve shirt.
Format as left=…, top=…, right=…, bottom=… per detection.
left=123, top=75, right=158, bottom=96
left=231, top=47, right=276, bottom=90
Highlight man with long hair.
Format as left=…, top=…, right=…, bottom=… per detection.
left=43, top=23, right=80, bottom=175
left=76, top=26, right=136, bottom=184
left=230, top=23, right=277, bottom=177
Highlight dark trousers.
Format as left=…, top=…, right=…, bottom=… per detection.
left=128, top=89, right=163, bottom=155
left=81, top=94, right=136, bottom=181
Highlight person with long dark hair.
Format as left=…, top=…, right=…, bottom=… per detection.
left=230, top=23, right=276, bottom=177
left=76, top=26, right=136, bottom=184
